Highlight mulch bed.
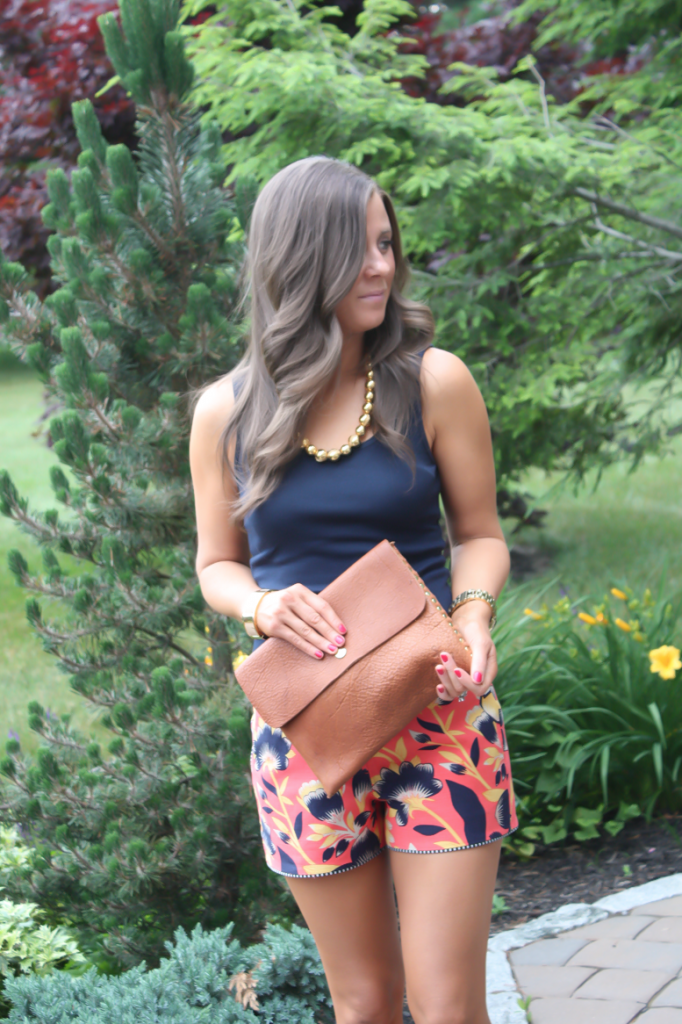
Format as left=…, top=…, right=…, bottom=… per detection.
left=490, top=814, right=682, bottom=935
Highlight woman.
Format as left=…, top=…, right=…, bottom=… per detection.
left=190, top=156, right=517, bottom=1024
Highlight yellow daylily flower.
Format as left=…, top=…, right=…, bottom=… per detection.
left=204, top=655, right=213, bottom=666
left=578, top=612, right=597, bottom=625
left=595, top=612, right=608, bottom=625
left=233, top=650, right=249, bottom=669
left=611, top=588, right=627, bottom=600
left=649, top=645, right=682, bottom=681
left=615, top=618, right=631, bottom=633
left=524, top=608, right=544, bottom=620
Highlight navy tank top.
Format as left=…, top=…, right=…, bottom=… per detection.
left=238, top=355, right=450, bottom=647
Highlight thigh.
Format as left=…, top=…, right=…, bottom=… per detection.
left=389, top=841, right=501, bottom=1024
left=288, top=851, right=405, bottom=1024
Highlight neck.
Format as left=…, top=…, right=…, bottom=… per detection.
left=338, top=332, right=366, bottom=380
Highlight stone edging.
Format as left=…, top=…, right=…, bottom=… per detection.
left=487, top=872, right=682, bottom=1024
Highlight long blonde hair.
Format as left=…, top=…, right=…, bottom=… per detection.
left=225, top=156, right=434, bottom=519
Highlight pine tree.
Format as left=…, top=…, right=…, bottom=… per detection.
left=0, top=0, right=280, bottom=969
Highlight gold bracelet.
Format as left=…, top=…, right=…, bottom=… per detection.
left=449, top=589, right=497, bottom=630
left=242, top=589, right=274, bottom=639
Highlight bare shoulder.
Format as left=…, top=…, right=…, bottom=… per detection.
left=420, top=346, right=482, bottom=415
left=189, top=373, right=238, bottom=476
left=192, top=373, right=235, bottom=427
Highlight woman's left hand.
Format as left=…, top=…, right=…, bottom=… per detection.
left=435, top=609, right=497, bottom=702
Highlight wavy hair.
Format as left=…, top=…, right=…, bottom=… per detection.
left=224, top=156, right=434, bottom=519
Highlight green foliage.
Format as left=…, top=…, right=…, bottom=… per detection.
left=497, top=582, right=682, bottom=856
left=0, top=894, right=85, bottom=979
left=185, top=0, right=682, bottom=503
left=0, top=830, right=33, bottom=886
left=0, top=0, right=286, bottom=970
left=3, top=921, right=333, bottom=1024
left=0, top=886, right=86, bottom=1020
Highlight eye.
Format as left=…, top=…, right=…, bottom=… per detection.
left=378, top=238, right=393, bottom=253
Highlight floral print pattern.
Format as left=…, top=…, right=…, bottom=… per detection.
left=250, top=688, right=517, bottom=877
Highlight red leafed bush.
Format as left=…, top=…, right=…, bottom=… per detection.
left=397, top=3, right=647, bottom=106
left=0, top=0, right=135, bottom=295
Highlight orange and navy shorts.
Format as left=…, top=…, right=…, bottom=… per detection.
left=249, top=687, right=518, bottom=877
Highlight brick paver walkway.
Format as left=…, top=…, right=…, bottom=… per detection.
left=509, top=894, right=682, bottom=1023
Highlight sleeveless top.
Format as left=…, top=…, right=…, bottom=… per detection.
left=238, top=353, right=451, bottom=647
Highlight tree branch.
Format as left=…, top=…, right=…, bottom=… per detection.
left=573, top=188, right=682, bottom=242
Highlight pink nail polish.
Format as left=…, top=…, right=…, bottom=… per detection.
left=436, top=684, right=446, bottom=695
left=335, top=635, right=344, bottom=645
left=338, top=624, right=347, bottom=634
left=440, top=653, right=448, bottom=664
left=474, top=671, right=483, bottom=683
left=436, top=665, right=445, bottom=676
left=328, top=645, right=337, bottom=653
left=314, top=650, right=324, bottom=659
left=454, top=669, right=462, bottom=678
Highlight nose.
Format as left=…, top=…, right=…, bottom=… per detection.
left=364, top=246, right=391, bottom=278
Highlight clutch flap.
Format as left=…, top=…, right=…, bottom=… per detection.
left=235, top=539, right=427, bottom=727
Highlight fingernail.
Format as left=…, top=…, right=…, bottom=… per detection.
left=335, top=635, right=345, bottom=645
left=436, top=665, right=445, bottom=676
left=436, top=684, right=446, bottom=695
left=327, top=645, right=337, bottom=654
left=440, top=653, right=449, bottom=664
left=474, top=671, right=483, bottom=683
left=454, top=668, right=462, bottom=678
left=314, top=650, right=324, bottom=659
left=338, top=624, right=347, bottom=634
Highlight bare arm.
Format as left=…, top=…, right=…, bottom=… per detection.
left=189, top=378, right=346, bottom=659
left=421, top=346, right=510, bottom=698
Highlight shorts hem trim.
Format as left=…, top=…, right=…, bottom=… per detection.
left=389, top=826, right=517, bottom=854
left=264, top=846, right=385, bottom=879
left=262, top=826, right=518, bottom=878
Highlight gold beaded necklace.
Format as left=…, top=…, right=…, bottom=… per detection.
left=301, top=363, right=375, bottom=463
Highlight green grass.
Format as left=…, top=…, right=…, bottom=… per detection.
left=0, top=361, right=101, bottom=753
left=506, top=437, right=682, bottom=612
left=1, top=359, right=680, bottom=753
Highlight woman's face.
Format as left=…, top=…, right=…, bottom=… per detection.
left=334, top=191, right=396, bottom=341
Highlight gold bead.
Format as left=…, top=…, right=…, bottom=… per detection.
left=315, top=449, right=328, bottom=462
left=356, top=424, right=366, bottom=436
left=367, top=379, right=375, bottom=390
left=340, top=444, right=351, bottom=455
left=365, top=391, right=374, bottom=402
left=367, top=369, right=374, bottom=380
left=301, top=437, right=310, bottom=448
left=328, top=448, right=341, bottom=461
left=306, top=444, right=317, bottom=456
left=359, top=413, right=370, bottom=426
left=348, top=434, right=360, bottom=447
left=363, top=402, right=373, bottom=413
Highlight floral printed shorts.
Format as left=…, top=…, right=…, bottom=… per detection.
left=249, top=687, right=518, bottom=877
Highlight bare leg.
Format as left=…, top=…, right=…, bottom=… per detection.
left=287, top=850, right=405, bottom=1024
left=390, top=841, right=501, bottom=1024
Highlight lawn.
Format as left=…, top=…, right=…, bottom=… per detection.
left=0, top=358, right=102, bottom=753
left=1, top=358, right=680, bottom=753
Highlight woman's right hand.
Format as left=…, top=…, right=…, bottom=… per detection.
left=255, top=584, right=347, bottom=660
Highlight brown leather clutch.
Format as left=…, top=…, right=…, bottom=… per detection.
left=234, top=539, right=472, bottom=797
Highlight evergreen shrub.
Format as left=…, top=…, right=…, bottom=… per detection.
left=3, top=922, right=333, bottom=1024
left=0, top=0, right=287, bottom=969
